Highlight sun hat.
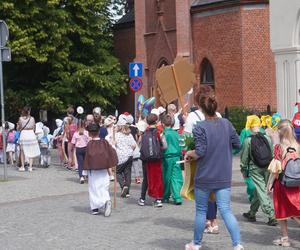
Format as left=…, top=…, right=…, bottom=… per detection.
left=136, top=120, right=148, bottom=132
left=158, top=106, right=166, bottom=115
left=150, top=108, right=159, bottom=117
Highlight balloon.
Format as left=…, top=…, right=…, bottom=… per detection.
left=142, top=97, right=156, bottom=115
left=137, top=95, right=145, bottom=113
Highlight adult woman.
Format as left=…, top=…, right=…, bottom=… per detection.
left=17, top=106, right=40, bottom=172
left=185, top=86, right=243, bottom=250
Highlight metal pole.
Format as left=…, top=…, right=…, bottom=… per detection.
left=0, top=48, right=7, bottom=181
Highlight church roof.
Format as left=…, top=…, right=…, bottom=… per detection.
left=191, top=0, right=228, bottom=7
left=115, top=9, right=134, bottom=26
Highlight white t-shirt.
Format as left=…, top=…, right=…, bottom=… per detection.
left=173, top=113, right=181, bottom=131
left=184, top=110, right=222, bottom=134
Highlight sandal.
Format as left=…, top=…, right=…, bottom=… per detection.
left=204, top=225, right=219, bottom=234
left=273, top=237, right=291, bottom=247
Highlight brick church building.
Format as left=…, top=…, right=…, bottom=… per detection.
left=114, top=0, right=276, bottom=115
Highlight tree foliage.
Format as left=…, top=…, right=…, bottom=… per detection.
left=0, top=0, right=127, bottom=120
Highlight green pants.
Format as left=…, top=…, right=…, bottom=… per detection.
left=162, top=156, right=183, bottom=202
left=244, top=177, right=256, bottom=202
left=248, top=167, right=275, bottom=219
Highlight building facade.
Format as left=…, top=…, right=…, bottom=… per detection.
left=114, top=0, right=276, bottom=114
left=270, top=0, right=300, bottom=119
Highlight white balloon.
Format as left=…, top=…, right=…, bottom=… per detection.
left=77, top=106, right=84, bottom=114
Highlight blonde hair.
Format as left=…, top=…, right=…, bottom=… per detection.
left=118, top=125, right=131, bottom=135
left=277, top=119, right=300, bottom=154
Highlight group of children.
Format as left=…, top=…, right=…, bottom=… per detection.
left=0, top=121, right=52, bottom=168
left=239, top=111, right=300, bottom=247
left=58, top=105, right=184, bottom=216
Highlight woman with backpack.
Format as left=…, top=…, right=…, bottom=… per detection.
left=267, top=119, right=300, bottom=247
left=184, top=86, right=243, bottom=250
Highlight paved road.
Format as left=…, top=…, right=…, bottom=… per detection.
left=0, top=152, right=299, bottom=250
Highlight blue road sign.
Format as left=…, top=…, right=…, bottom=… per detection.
left=129, top=62, right=143, bottom=78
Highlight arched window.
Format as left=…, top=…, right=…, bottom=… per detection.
left=157, top=58, right=169, bottom=68
left=200, top=58, right=215, bottom=88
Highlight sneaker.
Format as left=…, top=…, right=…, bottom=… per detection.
left=154, top=199, right=163, bottom=208
left=18, top=167, right=25, bottom=172
left=233, top=244, right=244, bottom=250
left=104, top=200, right=112, bottom=217
left=174, top=199, right=182, bottom=205
left=28, top=167, right=33, bottom=172
left=267, top=218, right=278, bottom=226
left=91, top=209, right=99, bottom=215
left=79, top=177, right=85, bottom=184
left=138, top=198, right=145, bottom=206
left=273, top=237, right=291, bottom=247
left=185, top=242, right=202, bottom=250
left=121, top=186, right=128, bottom=198
left=109, top=175, right=115, bottom=181
left=243, top=212, right=256, bottom=222
left=125, top=194, right=130, bottom=198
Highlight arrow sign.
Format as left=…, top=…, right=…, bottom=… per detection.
left=129, top=62, right=143, bottom=78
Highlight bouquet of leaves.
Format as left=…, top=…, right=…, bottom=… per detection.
left=184, top=134, right=195, bottom=151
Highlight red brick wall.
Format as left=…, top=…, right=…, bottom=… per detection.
left=192, top=5, right=276, bottom=112
left=241, top=6, right=276, bottom=111
left=192, top=9, right=243, bottom=112
left=113, top=26, right=136, bottom=115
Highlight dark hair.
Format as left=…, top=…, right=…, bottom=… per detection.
left=195, top=85, right=218, bottom=117
left=146, top=113, right=158, bottom=125
left=67, top=106, right=74, bottom=115
left=162, top=114, right=174, bottom=127
left=21, top=106, right=31, bottom=116
left=87, top=123, right=100, bottom=137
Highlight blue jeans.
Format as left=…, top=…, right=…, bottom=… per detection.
left=194, top=187, right=241, bottom=246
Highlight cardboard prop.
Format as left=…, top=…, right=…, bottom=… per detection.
left=155, top=56, right=196, bottom=111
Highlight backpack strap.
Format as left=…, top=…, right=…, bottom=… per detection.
left=193, top=111, right=202, bottom=122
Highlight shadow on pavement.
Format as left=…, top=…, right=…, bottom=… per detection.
left=153, top=217, right=193, bottom=231
left=148, top=238, right=215, bottom=250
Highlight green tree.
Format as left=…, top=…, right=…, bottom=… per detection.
left=0, top=0, right=126, bottom=121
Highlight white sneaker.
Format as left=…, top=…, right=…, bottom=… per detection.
left=185, top=242, right=202, bottom=250
left=104, top=200, right=112, bottom=217
left=234, top=244, right=244, bottom=250
left=109, top=175, right=114, bottom=181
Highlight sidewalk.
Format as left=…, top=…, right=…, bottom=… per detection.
left=0, top=152, right=299, bottom=250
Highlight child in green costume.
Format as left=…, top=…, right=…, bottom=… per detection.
left=161, top=115, right=183, bottom=205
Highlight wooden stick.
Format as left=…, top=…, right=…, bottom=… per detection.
left=112, top=125, right=117, bottom=209
left=113, top=166, right=117, bottom=209
left=171, top=65, right=187, bottom=114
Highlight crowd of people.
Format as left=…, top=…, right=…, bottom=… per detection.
left=1, top=85, right=300, bottom=250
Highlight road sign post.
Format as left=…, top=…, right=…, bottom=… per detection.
left=0, top=20, right=10, bottom=181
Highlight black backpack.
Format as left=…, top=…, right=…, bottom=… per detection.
left=140, top=129, right=162, bottom=162
left=250, top=133, right=272, bottom=168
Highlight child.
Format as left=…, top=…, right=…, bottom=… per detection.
left=83, top=123, right=118, bottom=216
left=139, top=113, right=164, bottom=207
left=39, top=126, right=50, bottom=168
left=267, top=119, right=300, bottom=247
left=114, top=118, right=136, bottom=198
left=6, top=124, right=16, bottom=165
left=71, top=120, right=89, bottom=184
left=240, top=115, right=277, bottom=226
left=161, top=114, right=183, bottom=204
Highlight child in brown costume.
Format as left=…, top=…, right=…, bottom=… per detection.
left=83, top=124, right=118, bottom=216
